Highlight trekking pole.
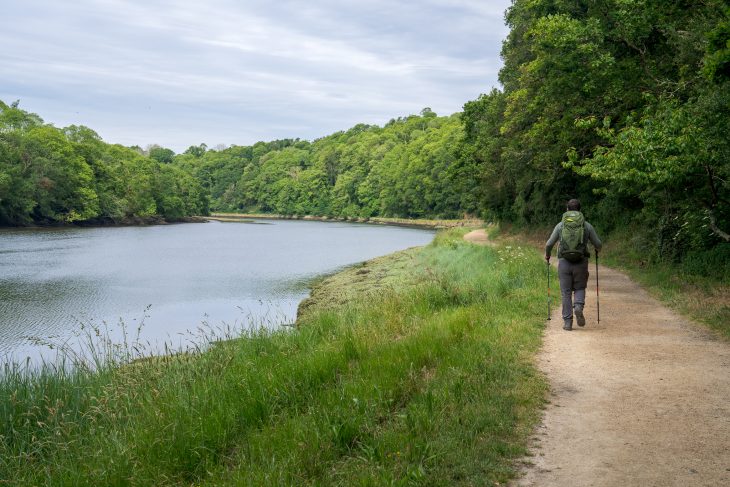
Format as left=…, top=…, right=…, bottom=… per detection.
left=547, top=260, right=552, bottom=320
left=595, top=252, right=600, bottom=324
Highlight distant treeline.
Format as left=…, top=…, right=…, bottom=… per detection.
left=171, top=109, right=478, bottom=219
left=2, top=1, right=727, bottom=266
left=0, top=100, right=208, bottom=226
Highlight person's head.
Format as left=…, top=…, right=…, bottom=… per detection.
left=567, top=198, right=581, bottom=211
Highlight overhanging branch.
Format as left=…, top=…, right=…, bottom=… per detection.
left=708, top=208, right=730, bottom=242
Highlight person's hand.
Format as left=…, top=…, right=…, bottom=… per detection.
left=545, top=254, right=551, bottom=263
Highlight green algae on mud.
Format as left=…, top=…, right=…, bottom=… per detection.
left=297, top=247, right=423, bottom=321
left=296, top=228, right=478, bottom=322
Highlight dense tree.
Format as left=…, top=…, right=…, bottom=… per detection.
left=170, top=113, right=471, bottom=219
left=570, top=89, right=729, bottom=250
left=0, top=101, right=208, bottom=226
left=148, top=145, right=175, bottom=164
left=461, top=0, right=728, bottom=261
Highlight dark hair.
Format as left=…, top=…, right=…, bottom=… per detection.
left=567, top=199, right=581, bottom=211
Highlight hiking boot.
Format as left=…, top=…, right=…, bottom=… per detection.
left=575, top=306, right=585, bottom=327
left=563, top=320, right=573, bottom=331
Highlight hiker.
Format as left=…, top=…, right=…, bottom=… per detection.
left=545, top=199, right=602, bottom=330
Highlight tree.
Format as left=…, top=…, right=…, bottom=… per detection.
left=148, top=146, right=175, bottom=164
left=22, top=126, right=100, bottom=222
left=703, top=6, right=730, bottom=83
left=184, top=143, right=208, bottom=157
left=569, top=90, right=730, bottom=249
left=458, top=0, right=728, bottom=260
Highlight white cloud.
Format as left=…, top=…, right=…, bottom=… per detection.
left=1, top=0, right=511, bottom=151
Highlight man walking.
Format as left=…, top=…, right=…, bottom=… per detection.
left=545, top=199, right=602, bottom=331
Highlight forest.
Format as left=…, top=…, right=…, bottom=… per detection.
left=462, top=0, right=729, bottom=264
left=0, top=100, right=209, bottom=225
left=1, top=0, right=727, bottom=266
left=171, top=109, right=477, bottom=219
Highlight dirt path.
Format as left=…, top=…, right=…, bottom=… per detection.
left=464, top=229, right=494, bottom=246
left=465, top=230, right=730, bottom=486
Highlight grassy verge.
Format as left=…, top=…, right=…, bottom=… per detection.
left=597, top=228, right=729, bottom=339
left=493, top=224, right=729, bottom=340
left=0, top=229, right=548, bottom=486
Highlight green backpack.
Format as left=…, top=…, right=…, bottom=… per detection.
left=559, top=211, right=587, bottom=263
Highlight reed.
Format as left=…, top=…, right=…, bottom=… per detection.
left=0, top=229, right=548, bottom=486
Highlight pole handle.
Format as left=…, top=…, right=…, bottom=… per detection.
left=547, top=261, right=552, bottom=321
left=596, top=252, right=600, bottom=323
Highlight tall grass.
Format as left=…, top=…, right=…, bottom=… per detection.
left=597, top=227, right=730, bottom=339
left=0, top=230, right=548, bottom=486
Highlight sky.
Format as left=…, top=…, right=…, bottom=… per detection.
left=1, top=0, right=511, bottom=153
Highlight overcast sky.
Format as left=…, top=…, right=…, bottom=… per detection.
left=1, top=0, right=511, bottom=152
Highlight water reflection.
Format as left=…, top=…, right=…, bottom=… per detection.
left=0, top=220, right=433, bottom=363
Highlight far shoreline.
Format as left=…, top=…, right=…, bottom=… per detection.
left=206, top=212, right=483, bottom=230
left=0, top=215, right=208, bottom=230
left=1, top=214, right=483, bottom=231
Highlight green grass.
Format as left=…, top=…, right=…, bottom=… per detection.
left=0, top=229, right=548, bottom=486
left=597, top=228, right=730, bottom=339
left=493, top=223, right=729, bottom=340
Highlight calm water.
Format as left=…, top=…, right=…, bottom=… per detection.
left=0, top=220, right=433, bottom=363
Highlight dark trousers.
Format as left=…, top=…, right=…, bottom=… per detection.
left=558, top=258, right=589, bottom=322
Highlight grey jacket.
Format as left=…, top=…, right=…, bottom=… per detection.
left=545, top=221, right=602, bottom=259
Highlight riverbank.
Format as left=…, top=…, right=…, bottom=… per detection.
left=0, top=215, right=208, bottom=229
left=207, top=212, right=483, bottom=229
left=296, top=247, right=421, bottom=320
left=0, top=228, right=548, bottom=486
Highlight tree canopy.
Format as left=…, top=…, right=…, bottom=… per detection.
left=461, top=0, right=729, bottom=260
left=171, top=113, right=476, bottom=219
left=0, top=101, right=208, bottom=225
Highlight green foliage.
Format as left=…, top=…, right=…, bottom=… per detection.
left=153, top=164, right=210, bottom=219
left=703, top=6, right=730, bottom=83
left=569, top=89, right=729, bottom=255
left=172, top=112, right=475, bottom=219
left=148, top=145, right=175, bottom=164
left=460, top=0, right=729, bottom=261
left=0, top=101, right=208, bottom=225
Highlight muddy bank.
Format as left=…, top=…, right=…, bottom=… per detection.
left=1, top=215, right=208, bottom=229
left=296, top=247, right=423, bottom=322
left=208, top=212, right=483, bottom=230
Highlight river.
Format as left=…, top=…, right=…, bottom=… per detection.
left=0, top=219, right=434, bottom=364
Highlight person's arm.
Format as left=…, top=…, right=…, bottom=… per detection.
left=545, top=223, right=561, bottom=261
left=585, top=222, right=602, bottom=254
